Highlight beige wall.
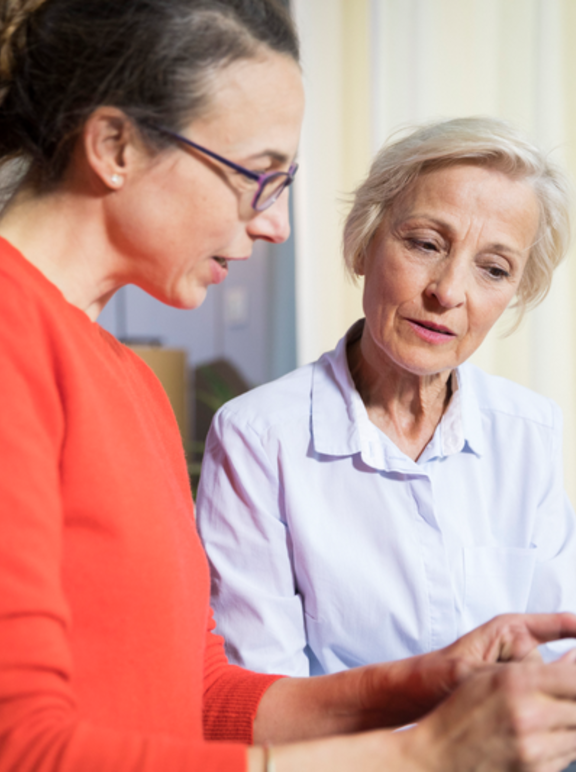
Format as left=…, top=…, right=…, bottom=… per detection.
left=292, top=0, right=369, bottom=366
left=292, top=0, right=576, bottom=504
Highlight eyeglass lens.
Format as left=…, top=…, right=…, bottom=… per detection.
left=255, top=173, right=293, bottom=211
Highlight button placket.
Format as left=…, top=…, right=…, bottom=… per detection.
left=410, top=475, right=458, bottom=652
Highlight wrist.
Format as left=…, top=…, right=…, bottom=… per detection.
left=392, top=722, right=442, bottom=772
left=250, top=730, right=434, bottom=772
left=357, top=651, right=463, bottom=728
left=264, top=745, right=276, bottom=772
left=247, top=746, right=266, bottom=772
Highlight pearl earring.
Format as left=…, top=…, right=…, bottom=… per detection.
left=110, top=174, right=122, bottom=187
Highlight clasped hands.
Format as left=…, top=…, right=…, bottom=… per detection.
left=363, top=612, right=576, bottom=771
left=255, top=613, right=576, bottom=772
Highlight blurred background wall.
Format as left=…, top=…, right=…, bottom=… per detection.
left=100, top=0, right=576, bottom=503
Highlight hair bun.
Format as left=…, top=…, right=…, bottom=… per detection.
left=0, top=0, right=48, bottom=82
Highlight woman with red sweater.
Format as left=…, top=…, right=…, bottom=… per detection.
left=1, top=2, right=576, bottom=771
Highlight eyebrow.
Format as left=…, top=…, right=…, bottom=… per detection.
left=487, top=243, right=526, bottom=260
left=245, top=150, right=293, bottom=165
left=399, top=215, right=528, bottom=259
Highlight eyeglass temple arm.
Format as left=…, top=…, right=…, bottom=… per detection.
left=155, top=127, right=263, bottom=182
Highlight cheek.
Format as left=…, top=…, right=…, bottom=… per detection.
left=362, top=236, right=436, bottom=320
left=364, top=261, right=426, bottom=315
left=112, top=175, right=188, bottom=244
left=468, top=289, right=516, bottom=340
left=362, top=276, right=395, bottom=324
left=127, top=160, right=227, bottom=244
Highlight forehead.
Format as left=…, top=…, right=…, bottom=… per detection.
left=189, top=52, right=304, bottom=157
left=394, top=163, right=539, bottom=224
left=387, top=163, right=540, bottom=247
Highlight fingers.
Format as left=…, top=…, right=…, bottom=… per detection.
left=540, top=760, right=576, bottom=772
left=556, top=648, right=576, bottom=665
left=515, top=691, right=576, bottom=735
left=415, top=662, right=576, bottom=772
left=539, top=612, right=576, bottom=641
left=452, top=613, right=576, bottom=666
left=507, top=730, right=576, bottom=772
left=476, top=660, right=576, bottom=707
left=495, top=613, right=576, bottom=660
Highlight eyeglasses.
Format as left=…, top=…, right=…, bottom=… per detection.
left=153, top=126, right=298, bottom=212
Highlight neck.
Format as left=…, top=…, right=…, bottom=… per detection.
left=0, top=182, right=124, bottom=320
left=347, top=326, right=453, bottom=461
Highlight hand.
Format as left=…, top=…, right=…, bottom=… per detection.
left=443, top=612, right=576, bottom=671
left=357, top=613, right=576, bottom=728
left=407, top=658, right=576, bottom=772
left=254, top=614, right=576, bottom=744
left=253, top=657, right=576, bottom=772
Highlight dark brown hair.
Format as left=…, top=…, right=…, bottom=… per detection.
left=0, top=0, right=299, bottom=188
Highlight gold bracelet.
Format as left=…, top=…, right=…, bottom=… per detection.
left=263, top=744, right=276, bottom=772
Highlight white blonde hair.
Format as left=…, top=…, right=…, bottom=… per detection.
left=343, top=117, right=571, bottom=319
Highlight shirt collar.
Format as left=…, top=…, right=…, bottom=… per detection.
left=421, top=372, right=463, bottom=460
left=311, top=321, right=365, bottom=458
left=311, top=320, right=485, bottom=471
left=454, top=363, right=485, bottom=457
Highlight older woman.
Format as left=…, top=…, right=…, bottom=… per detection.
left=197, top=117, right=576, bottom=677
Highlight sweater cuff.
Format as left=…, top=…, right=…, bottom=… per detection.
left=204, top=668, right=285, bottom=744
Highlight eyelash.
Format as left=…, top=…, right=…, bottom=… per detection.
left=408, top=238, right=440, bottom=253
left=485, top=265, right=511, bottom=280
left=407, top=239, right=512, bottom=281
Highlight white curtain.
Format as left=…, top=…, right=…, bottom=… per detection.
left=292, top=0, right=576, bottom=503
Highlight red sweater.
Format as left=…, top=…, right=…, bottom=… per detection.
left=0, top=238, right=279, bottom=771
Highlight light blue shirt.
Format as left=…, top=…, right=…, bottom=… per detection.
left=197, top=322, right=576, bottom=676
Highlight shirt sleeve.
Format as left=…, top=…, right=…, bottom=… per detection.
left=197, top=408, right=311, bottom=677
left=526, top=402, right=576, bottom=660
left=0, top=274, right=249, bottom=772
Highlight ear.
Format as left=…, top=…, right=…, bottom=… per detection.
left=355, top=249, right=366, bottom=277
left=81, top=107, right=139, bottom=191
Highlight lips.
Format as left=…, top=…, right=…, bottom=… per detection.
left=210, top=256, right=229, bottom=285
left=407, top=318, right=456, bottom=336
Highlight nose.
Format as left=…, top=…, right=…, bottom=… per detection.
left=246, top=188, right=291, bottom=244
left=425, top=257, right=467, bottom=308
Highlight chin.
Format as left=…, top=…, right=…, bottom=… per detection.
left=148, top=282, right=208, bottom=311
left=171, top=279, right=210, bottom=310
left=182, top=288, right=208, bottom=311
left=391, top=351, right=456, bottom=378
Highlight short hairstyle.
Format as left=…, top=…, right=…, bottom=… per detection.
left=343, top=117, right=572, bottom=319
left=0, top=0, right=298, bottom=188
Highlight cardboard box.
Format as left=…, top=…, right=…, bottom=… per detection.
left=128, top=346, right=189, bottom=442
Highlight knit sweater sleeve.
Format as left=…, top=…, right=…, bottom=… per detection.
left=203, top=609, right=284, bottom=742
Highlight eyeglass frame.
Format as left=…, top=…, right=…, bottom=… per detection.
left=151, top=125, right=298, bottom=212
